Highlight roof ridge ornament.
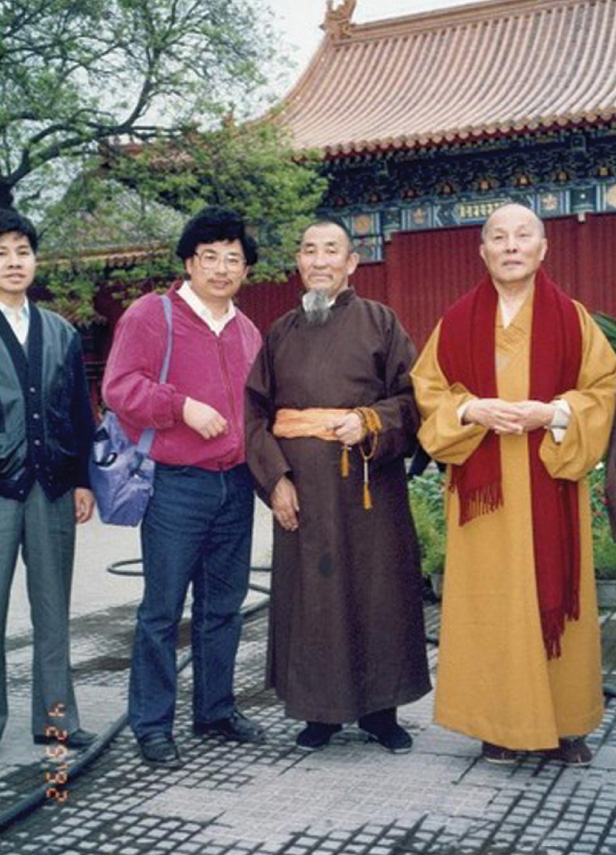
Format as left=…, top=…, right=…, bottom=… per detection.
left=321, top=0, right=357, bottom=40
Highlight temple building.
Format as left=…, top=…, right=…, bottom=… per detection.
left=238, top=0, right=616, bottom=345
left=61, top=0, right=616, bottom=399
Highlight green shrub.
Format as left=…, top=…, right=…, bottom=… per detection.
left=593, top=312, right=616, bottom=352
left=591, top=312, right=616, bottom=579
left=409, top=469, right=446, bottom=577
left=588, top=463, right=616, bottom=579
left=408, top=461, right=616, bottom=580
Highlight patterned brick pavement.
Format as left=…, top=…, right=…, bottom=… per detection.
left=1, top=603, right=616, bottom=854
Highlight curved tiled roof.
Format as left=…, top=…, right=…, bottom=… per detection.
left=277, top=0, right=616, bottom=155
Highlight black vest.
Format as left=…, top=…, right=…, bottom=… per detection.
left=0, top=305, right=94, bottom=501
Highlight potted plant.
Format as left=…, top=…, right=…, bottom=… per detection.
left=409, top=468, right=446, bottom=597
left=408, top=459, right=616, bottom=606
left=588, top=463, right=616, bottom=607
left=592, top=311, right=616, bottom=606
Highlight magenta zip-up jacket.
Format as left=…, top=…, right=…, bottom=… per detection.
left=102, top=283, right=262, bottom=471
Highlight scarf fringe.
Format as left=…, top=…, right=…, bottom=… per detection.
left=542, top=609, right=566, bottom=660
left=457, top=482, right=504, bottom=526
left=566, top=595, right=580, bottom=622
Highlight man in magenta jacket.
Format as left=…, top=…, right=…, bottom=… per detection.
left=103, top=206, right=263, bottom=769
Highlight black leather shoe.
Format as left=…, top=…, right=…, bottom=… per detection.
left=296, top=722, right=342, bottom=752
left=482, top=741, right=518, bottom=765
left=34, top=728, right=97, bottom=749
left=138, top=733, right=183, bottom=769
left=193, top=711, right=265, bottom=744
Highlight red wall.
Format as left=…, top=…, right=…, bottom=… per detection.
left=236, top=273, right=302, bottom=330
left=385, top=224, right=484, bottom=345
left=237, top=213, right=616, bottom=349
left=236, top=258, right=388, bottom=334
left=541, top=214, right=616, bottom=313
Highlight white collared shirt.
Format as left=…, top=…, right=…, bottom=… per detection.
left=178, top=281, right=235, bottom=336
left=0, top=297, right=29, bottom=345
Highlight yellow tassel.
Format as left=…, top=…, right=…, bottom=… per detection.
left=341, top=445, right=350, bottom=478
left=363, top=482, right=373, bottom=510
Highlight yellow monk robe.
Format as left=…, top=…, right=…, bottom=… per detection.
left=412, top=294, right=616, bottom=750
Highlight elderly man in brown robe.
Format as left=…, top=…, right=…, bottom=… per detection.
left=245, top=218, right=431, bottom=753
left=412, top=203, right=616, bottom=766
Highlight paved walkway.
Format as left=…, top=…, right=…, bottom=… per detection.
left=1, top=509, right=616, bottom=855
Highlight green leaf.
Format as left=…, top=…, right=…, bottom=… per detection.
left=594, top=312, right=616, bottom=352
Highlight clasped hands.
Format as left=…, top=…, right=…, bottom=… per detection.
left=463, top=398, right=556, bottom=435
left=325, top=411, right=364, bottom=446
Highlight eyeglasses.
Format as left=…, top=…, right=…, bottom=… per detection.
left=193, top=250, right=246, bottom=272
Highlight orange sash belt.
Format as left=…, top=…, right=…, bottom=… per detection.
left=272, top=407, right=350, bottom=441
left=272, top=407, right=381, bottom=510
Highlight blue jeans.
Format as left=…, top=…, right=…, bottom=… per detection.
left=129, top=463, right=254, bottom=740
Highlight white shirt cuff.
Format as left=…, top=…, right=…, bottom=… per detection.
left=457, top=400, right=473, bottom=425
left=547, top=399, right=571, bottom=443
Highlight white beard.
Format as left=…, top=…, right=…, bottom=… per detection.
left=302, top=289, right=332, bottom=326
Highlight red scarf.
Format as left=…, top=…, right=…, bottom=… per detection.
left=437, top=269, right=582, bottom=658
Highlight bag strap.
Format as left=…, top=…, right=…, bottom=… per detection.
left=135, top=294, right=173, bottom=457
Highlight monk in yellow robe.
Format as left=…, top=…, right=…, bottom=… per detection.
left=412, top=203, right=616, bottom=765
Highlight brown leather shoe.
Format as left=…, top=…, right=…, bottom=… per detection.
left=481, top=741, right=518, bottom=764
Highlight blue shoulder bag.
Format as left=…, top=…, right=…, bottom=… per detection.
left=89, top=295, right=172, bottom=526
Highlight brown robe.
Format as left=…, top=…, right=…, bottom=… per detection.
left=245, top=288, right=431, bottom=723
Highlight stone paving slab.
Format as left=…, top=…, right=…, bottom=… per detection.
left=1, top=602, right=616, bottom=855
left=5, top=499, right=273, bottom=639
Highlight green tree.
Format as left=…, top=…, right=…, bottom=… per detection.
left=106, top=120, right=328, bottom=281
left=35, top=121, right=328, bottom=321
left=0, top=0, right=276, bottom=211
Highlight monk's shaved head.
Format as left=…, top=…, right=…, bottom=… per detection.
left=479, top=202, right=547, bottom=292
left=481, top=204, right=545, bottom=242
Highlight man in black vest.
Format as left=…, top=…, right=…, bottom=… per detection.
left=0, top=209, right=96, bottom=749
